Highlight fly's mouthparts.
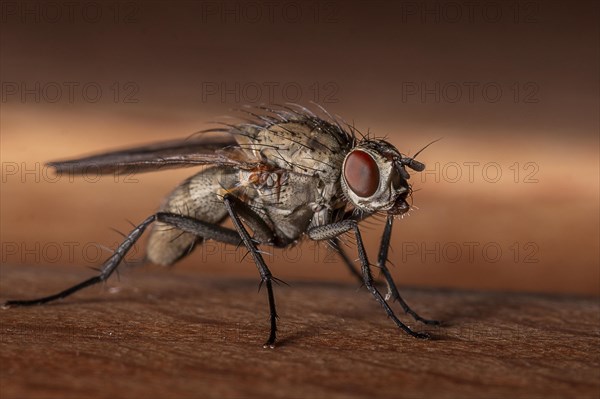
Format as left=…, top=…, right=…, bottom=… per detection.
left=388, top=198, right=411, bottom=215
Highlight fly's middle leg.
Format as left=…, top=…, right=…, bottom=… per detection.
left=222, top=194, right=279, bottom=348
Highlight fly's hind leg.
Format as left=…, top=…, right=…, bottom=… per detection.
left=4, top=208, right=280, bottom=347
left=3, top=215, right=158, bottom=307
left=3, top=213, right=242, bottom=308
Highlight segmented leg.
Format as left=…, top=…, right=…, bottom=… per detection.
left=330, top=237, right=364, bottom=283
left=377, top=215, right=440, bottom=325
left=308, top=220, right=430, bottom=339
left=222, top=194, right=279, bottom=348
left=4, top=209, right=280, bottom=347
left=3, top=215, right=158, bottom=307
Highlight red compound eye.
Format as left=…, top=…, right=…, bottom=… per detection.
left=343, top=150, right=380, bottom=197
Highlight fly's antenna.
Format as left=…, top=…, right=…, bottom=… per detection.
left=412, top=138, right=442, bottom=160
left=399, top=138, right=442, bottom=171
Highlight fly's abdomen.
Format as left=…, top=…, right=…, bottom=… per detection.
left=146, top=166, right=238, bottom=265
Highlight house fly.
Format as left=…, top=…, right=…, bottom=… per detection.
left=3, top=104, right=440, bottom=347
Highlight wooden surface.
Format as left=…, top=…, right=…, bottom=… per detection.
left=1, top=264, right=599, bottom=399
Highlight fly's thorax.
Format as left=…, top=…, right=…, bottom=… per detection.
left=240, top=167, right=319, bottom=210
left=240, top=121, right=348, bottom=185
left=238, top=167, right=287, bottom=205
left=234, top=118, right=352, bottom=228
left=340, top=140, right=412, bottom=215
left=237, top=166, right=322, bottom=242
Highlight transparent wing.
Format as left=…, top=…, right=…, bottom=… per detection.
left=47, top=134, right=256, bottom=175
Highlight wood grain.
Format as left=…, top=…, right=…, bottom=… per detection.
left=1, top=264, right=599, bottom=399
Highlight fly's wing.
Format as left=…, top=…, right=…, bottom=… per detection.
left=47, top=134, right=258, bottom=175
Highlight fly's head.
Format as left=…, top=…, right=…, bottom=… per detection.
left=340, top=140, right=426, bottom=216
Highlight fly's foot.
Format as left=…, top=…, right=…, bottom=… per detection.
left=412, top=331, right=432, bottom=339
left=263, top=336, right=277, bottom=349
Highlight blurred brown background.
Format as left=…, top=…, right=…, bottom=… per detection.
left=1, top=0, right=598, bottom=296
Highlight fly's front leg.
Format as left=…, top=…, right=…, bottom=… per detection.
left=331, top=211, right=385, bottom=286
left=222, top=194, right=279, bottom=348
left=331, top=238, right=364, bottom=283
left=308, top=220, right=430, bottom=339
left=378, top=215, right=440, bottom=326
left=332, top=238, right=390, bottom=287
